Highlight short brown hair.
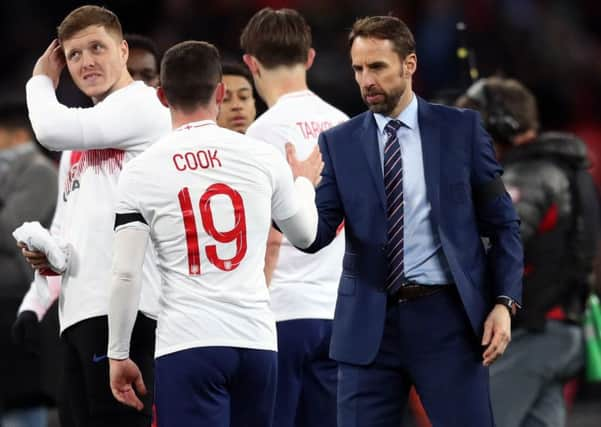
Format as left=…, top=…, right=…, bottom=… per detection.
left=349, top=16, right=416, bottom=60
left=456, top=77, right=540, bottom=133
left=160, top=41, right=222, bottom=112
left=240, top=8, right=311, bottom=69
left=57, top=5, right=123, bottom=42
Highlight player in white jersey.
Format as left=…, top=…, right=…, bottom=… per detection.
left=241, top=8, right=348, bottom=427
left=106, top=40, right=322, bottom=427
left=18, top=6, right=170, bottom=427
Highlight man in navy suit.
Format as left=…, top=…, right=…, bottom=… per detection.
left=287, top=16, right=523, bottom=426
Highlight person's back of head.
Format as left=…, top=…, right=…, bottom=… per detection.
left=456, top=77, right=539, bottom=152
left=240, top=8, right=315, bottom=106
left=125, top=33, right=160, bottom=87
left=159, top=41, right=222, bottom=114
left=0, top=101, right=33, bottom=150
left=240, top=8, right=312, bottom=70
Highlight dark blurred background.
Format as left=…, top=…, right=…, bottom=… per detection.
left=3, top=0, right=601, bottom=148
left=2, top=1, right=601, bottom=425
left=4, top=0, right=601, bottom=225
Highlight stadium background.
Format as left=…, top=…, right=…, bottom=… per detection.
left=1, top=0, right=600, bottom=425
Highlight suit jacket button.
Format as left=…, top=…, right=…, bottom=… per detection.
left=380, top=245, right=386, bottom=252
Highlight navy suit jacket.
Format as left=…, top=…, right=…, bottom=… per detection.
left=303, top=98, right=523, bottom=365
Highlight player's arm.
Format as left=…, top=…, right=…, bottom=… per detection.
left=246, top=124, right=289, bottom=284
left=285, top=135, right=344, bottom=253
left=26, top=74, right=155, bottom=151
left=107, top=218, right=149, bottom=411
left=107, top=167, right=149, bottom=410
left=264, top=228, right=282, bottom=286
left=271, top=145, right=322, bottom=249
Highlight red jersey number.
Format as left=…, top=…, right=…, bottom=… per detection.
left=178, top=183, right=247, bottom=275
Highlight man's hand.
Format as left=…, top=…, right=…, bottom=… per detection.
left=18, top=242, right=51, bottom=270
left=32, top=39, right=66, bottom=89
left=109, top=358, right=147, bottom=411
left=481, top=304, right=512, bottom=366
left=12, top=311, right=40, bottom=355
left=285, top=143, right=324, bottom=186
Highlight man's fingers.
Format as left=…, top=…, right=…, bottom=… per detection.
left=285, top=143, right=297, bottom=165
left=482, top=328, right=509, bottom=366
left=114, top=386, right=144, bottom=411
left=308, top=145, right=321, bottom=163
left=43, top=39, right=60, bottom=57
left=481, top=320, right=492, bottom=346
left=134, top=375, right=147, bottom=397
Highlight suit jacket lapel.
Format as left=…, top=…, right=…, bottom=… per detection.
left=417, top=98, right=441, bottom=223
left=356, top=112, right=386, bottom=211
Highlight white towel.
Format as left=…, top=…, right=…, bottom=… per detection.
left=13, top=221, right=70, bottom=273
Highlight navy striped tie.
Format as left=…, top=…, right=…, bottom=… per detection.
left=383, top=120, right=405, bottom=294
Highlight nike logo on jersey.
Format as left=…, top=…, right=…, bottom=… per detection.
left=92, top=353, right=107, bottom=363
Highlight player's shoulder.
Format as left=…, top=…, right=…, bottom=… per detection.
left=320, top=111, right=368, bottom=141
left=241, top=132, right=283, bottom=158
left=110, top=82, right=168, bottom=114
left=247, top=105, right=283, bottom=133
left=246, top=109, right=293, bottom=147
left=310, top=93, right=349, bottom=120
left=123, top=130, right=171, bottom=172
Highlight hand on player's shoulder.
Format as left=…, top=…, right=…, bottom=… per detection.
left=285, top=143, right=323, bottom=186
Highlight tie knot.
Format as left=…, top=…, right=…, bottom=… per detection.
left=385, top=120, right=403, bottom=137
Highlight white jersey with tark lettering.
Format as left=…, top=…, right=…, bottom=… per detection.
left=115, top=121, right=300, bottom=357
left=246, top=90, right=348, bottom=321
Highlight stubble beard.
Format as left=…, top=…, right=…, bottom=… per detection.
left=363, top=86, right=405, bottom=116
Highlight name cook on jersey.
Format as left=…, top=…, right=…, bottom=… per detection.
left=173, top=149, right=222, bottom=171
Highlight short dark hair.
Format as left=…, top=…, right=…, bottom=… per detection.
left=0, top=101, right=32, bottom=134
left=240, top=8, right=311, bottom=69
left=160, top=41, right=222, bottom=112
left=58, top=5, right=122, bottom=42
left=349, top=16, right=416, bottom=60
left=125, top=33, right=160, bottom=71
left=221, top=62, right=253, bottom=86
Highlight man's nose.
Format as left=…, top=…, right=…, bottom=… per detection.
left=357, top=71, right=375, bottom=87
left=81, top=50, right=95, bottom=68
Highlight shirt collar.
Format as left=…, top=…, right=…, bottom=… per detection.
left=276, top=90, right=315, bottom=104
left=175, top=120, right=217, bottom=132
left=373, top=92, right=418, bottom=134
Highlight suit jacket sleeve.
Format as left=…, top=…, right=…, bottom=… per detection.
left=302, top=132, right=345, bottom=253
left=469, top=113, right=523, bottom=303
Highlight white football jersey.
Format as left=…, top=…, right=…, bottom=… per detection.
left=246, top=90, right=348, bottom=321
left=26, top=77, right=170, bottom=332
left=116, top=121, right=300, bottom=357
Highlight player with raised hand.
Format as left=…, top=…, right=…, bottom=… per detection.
left=20, top=5, right=170, bottom=426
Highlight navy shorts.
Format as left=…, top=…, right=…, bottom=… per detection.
left=59, top=313, right=155, bottom=427
left=274, top=319, right=337, bottom=427
left=155, top=346, right=277, bottom=427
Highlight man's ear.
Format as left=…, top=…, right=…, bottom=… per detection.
left=120, top=39, right=129, bottom=65
left=156, top=86, right=169, bottom=108
left=403, top=53, right=417, bottom=78
left=243, top=54, right=260, bottom=77
left=215, top=82, right=225, bottom=106
left=306, top=48, right=316, bottom=70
